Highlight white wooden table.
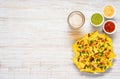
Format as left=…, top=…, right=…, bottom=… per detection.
left=0, top=0, right=120, bottom=79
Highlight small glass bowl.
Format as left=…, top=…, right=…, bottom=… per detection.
left=67, top=11, right=85, bottom=29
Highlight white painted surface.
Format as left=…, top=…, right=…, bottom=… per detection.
left=0, top=0, right=120, bottom=79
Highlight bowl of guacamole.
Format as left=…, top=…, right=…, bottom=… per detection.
left=90, top=13, right=104, bottom=27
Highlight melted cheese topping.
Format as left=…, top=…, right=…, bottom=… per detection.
left=72, top=31, right=116, bottom=73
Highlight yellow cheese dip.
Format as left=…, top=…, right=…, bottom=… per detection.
left=103, top=5, right=115, bottom=18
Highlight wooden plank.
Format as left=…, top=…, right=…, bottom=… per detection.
left=0, top=0, right=120, bottom=79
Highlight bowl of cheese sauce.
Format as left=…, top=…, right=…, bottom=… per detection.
left=103, top=5, right=115, bottom=18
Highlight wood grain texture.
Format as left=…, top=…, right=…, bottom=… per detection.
left=0, top=0, right=120, bottom=79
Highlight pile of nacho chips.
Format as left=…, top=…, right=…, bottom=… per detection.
left=72, top=31, right=116, bottom=73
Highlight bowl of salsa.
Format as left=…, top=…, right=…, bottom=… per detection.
left=90, top=13, right=104, bottom=27
left=103, top=20, right=117, bottom=34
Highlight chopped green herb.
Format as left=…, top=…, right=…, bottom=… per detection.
left=89, top=40, right=94, bottom=45
left=104, top=66, right=106, bottom=69
left=79, top=52, right=82, bottom=56
left=78, top=46, right=83, bottom=49
left=86, top=55, right=89, bottom=58
left=107, top=43, right=111, bottom=46
left=92, top=50, right=95, bottom=53
left=97, top=64, right=100, bottom=67
left=87, top=65, right=91, bottom=68
left=101, top=45, right=104, bottom=47
left=96, top=58, right=101, bottom=62
left=99, top=52, right=103, bottom=56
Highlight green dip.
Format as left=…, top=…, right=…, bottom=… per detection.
left=91, top=13, right=103, bottom=26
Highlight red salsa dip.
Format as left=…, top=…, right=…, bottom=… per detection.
left=104, top=21, right=115, bottom=33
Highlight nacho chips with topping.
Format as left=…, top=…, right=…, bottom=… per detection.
left=72, top=31, right=116, bottom=73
